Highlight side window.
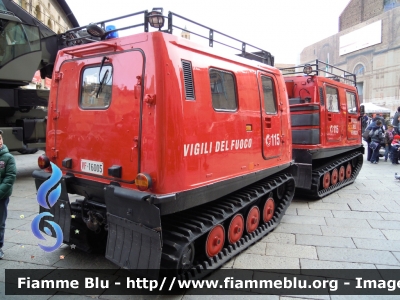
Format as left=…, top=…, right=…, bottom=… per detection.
left=261, top=76, right=277, bottom=114
left=346, top=91, right=357, bottom=114
left=80, top=65, right=113, bottom=109
left=326, top=86, right=339, bottom=112
left=209, top=69, right=237, bottom=111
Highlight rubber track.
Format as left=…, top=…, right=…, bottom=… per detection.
left=298, top=151, right=364, bottom=199
left=160, top=173, right=295, bottom=280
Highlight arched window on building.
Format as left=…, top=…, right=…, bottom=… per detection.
left=354, top=64, right=365, bottom=76
left=35, top=5, right=41, bottom=21
left=47, top=19, right=53, bottom=30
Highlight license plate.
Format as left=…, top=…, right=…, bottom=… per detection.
left=81, top=159, right=104, bottom=175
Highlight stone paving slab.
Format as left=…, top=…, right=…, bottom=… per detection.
left=307, top=203, right=350, bottom=211
left=261, top=232, right=296, bottom=244
left=379, top=212, right=400, bottom=221
left=281, top=215, right=326, bottom=226
left=320, top=197, right=360, bottom=205
left=331, top=210, right=383, bottom=220
left=299, top=259, right=375, bottom=270
left=334, top=193, right=375, bottom=200
left=316, top=247, right=400, bottom=266
left=296, top=234, right=356, bottom=249
left=353, top=237, right=400, bottom=251
left=367, top=219, right=400, bottom=230
left=324, top=218, right=371, bottom=229
left=381, top=229, right=400, bottom=241
left=296, top=208, right=333, bottom=218
left=348, top=203, right=389, bottom=212
left=273, top=223, right=322, bottom=236
left=265, top=243, right=317, bottom=259
left=233, top=253, right=300, bottom=269
left=320, top=226, right=386, bottom=239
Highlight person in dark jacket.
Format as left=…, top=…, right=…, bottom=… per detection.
left=393, top=107, right=400, bottom=133
left=0, top=130, right=17, bottom=259
left=369, top=120, right=385, bottom=164
left=365, top=120, right=384, bottom=161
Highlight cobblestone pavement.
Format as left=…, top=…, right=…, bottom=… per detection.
left=1, top=145, right=400, bottom=299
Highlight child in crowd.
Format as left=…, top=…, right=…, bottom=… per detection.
left=391, top=135, right=400, bottom=165
left=384, top=125, right=395, bottom=162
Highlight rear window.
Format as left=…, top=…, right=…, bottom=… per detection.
left=346, top=91, right=357, bottom=114
left=326, top=86, right=339, bottom=113
left=209, top=69, right=237, bottom=111
left=80, top=65, right=113, bottom=109
left=261, top=76, right=277, bottom=114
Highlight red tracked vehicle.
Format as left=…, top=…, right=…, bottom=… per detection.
left=281, top=62, right=364, bottom=199
left=32, top=9, right=296, bottom=278
left=33, top=11, right=358, bottom=276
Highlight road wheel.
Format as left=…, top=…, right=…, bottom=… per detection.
left=322, top=172, right=330, bottom=189
left=263, top=197, right=275, bottom=223
left=338, top=166, right=345, bottom=182
left=227, top=214, right=244, bottom=244
left=331, top=168, right=339, bottom=185
left=246, top=206, right=260, bottom=234
left=345, top=163, right=352, bottom=179
left=205, top=224, right=225, bottom=258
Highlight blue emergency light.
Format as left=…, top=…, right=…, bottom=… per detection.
left=105, top=25, right=119, bottom=39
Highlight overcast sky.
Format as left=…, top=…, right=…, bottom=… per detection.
left=65, top=0, right=351, bottom=64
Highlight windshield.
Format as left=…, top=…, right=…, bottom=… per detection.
left=0, top=18, right=40, bottom=68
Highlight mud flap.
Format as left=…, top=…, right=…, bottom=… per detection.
left=104, top=186, right=162, bottom=278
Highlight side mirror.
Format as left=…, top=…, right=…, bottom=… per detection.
left=360, top=104, right=365, bottom=115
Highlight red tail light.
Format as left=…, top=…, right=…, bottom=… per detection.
left=38, top=155, right=50, bottom=169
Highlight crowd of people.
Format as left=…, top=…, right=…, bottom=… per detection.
left=362, top=107, right=400, bottom=164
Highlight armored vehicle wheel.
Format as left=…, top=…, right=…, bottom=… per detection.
left=246, top=206, right=260, bottom=234
left=345, top=163, right=352, bottom=179
left=338, top=166, right=345, bottom=182
left=227, top=214, right=244, bottom=244
left=263, top=197, right=275, bottom=223
left=331, top=168, right=339, bottom=185
left=205, top=224, right=225, bottom=258
left=322, top=172, right=330, bottom=189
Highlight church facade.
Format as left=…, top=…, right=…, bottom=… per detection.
left=300, top=0, right=400, bottom=114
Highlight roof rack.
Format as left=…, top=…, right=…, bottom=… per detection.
left=61, top=8, right=274, bottom=66
left=280, top=60, right=356, bottom=86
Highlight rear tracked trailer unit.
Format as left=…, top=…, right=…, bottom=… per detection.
left=281, top=62, right=364, bottom=199
left=32, top=9, right=362, bottom=278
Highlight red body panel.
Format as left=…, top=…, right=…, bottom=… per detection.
left=284, top=75, right=361, bottom=150
left=47, top=32, right=292, bottom=197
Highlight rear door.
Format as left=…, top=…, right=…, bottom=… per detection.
left=345, top=90, right=360, bottom=140
left=258, top=72, right=282, bottom=159
left=53, top=50, right=144, bottom=182
left=325, top=85, right=342, bottom=143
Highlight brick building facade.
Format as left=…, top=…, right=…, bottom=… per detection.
left=12, top=0, right=77, bottom=33
left=300, top=0, right=400, bottom=114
